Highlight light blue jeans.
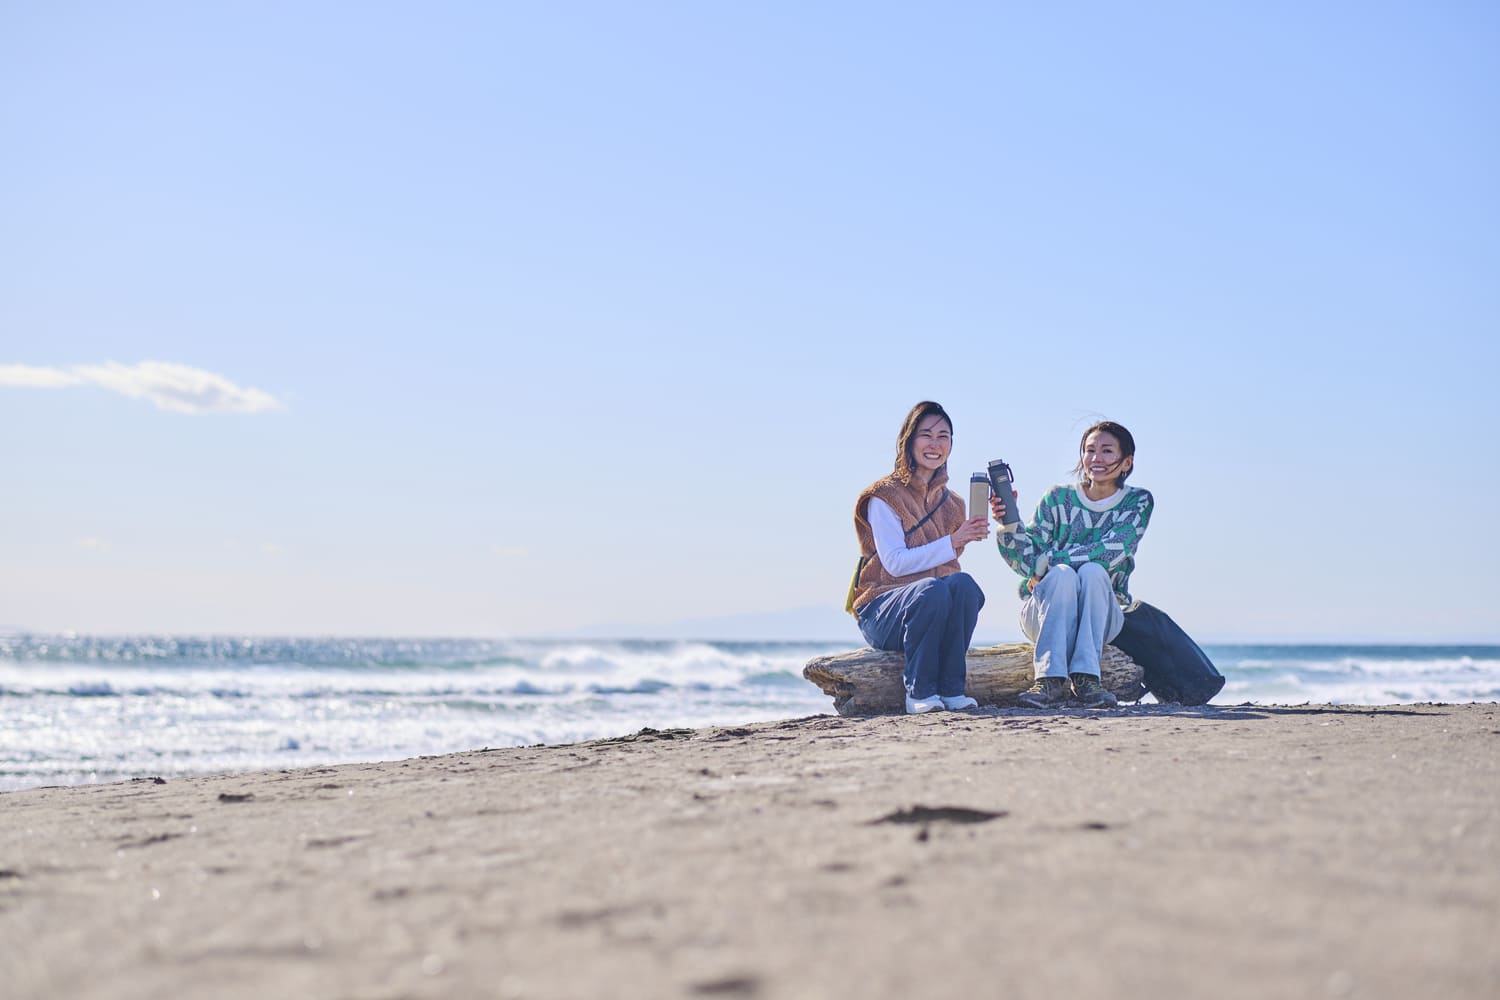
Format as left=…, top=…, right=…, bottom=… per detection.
left=857, top=573, right=985, bottom=699
left=1020, top=563, right=1123, bottom=679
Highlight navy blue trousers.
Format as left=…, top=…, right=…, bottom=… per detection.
left=857, top=573, right=985, bottom=699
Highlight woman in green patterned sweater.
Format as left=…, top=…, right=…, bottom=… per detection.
left=989, top=421, right=1153, bottom=708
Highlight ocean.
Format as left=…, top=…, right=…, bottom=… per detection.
left=2, top=634, right=1497, bottom=793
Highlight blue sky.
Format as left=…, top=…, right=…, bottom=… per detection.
left=3, top=2, right=1496, bottom=642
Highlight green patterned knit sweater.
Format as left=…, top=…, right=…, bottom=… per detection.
left=996, top=483, right=1154, bottom=604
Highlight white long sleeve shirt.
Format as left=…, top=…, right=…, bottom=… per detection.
left=867, top=497, right=957, bottom=578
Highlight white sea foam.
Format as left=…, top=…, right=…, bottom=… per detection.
left=2, top=637, right=1497, bottom=792
left=1211, top=647, right=1500, bottom=706
left=0, top=637, right=843, bottom=791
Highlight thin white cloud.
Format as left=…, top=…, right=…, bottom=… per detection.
left=0, top=364, right=87, bottom=388
left=0, top=361, right=284, bottom=414
left=74, top=537, right=110, bottom=551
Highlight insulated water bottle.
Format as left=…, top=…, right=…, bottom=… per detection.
left=969, top=473, right=990, bottom=522
left=987, top=459, right=1022, bottom=532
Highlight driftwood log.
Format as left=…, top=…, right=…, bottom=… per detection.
left=803, top=643, right=1144, bottom=716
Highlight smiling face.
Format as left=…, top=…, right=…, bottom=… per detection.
left=893, top=401, right=955, bottom=483
left=909, top=413, right=953, bottom=476
left=1082, top=429, right=1132, bottom=488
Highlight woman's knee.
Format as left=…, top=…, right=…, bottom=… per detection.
left=1041, top=564, right=1077, bottom=590
left=1034, top=564, right=1079, bottom=605
left=1077, top=562, right=1110, bottom=587
left=947, top=572, right=985, bottom=609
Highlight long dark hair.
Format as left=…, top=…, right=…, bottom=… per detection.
left=1072, top=420, right=1136, bottom=487
left=893, top=401, right=953, bottom=483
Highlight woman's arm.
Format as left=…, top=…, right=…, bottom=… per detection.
left=867, top=497, right=959, bottom=577
left=994, top=490, right=1056, bottom=581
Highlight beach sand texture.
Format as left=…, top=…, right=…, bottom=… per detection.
left=3, top=703, right=1497, bottom=999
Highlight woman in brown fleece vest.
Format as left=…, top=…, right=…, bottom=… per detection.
left=850, top=401, right=989, bottom=714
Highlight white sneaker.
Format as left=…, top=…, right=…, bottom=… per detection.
left=939, top=695, right=978, bottom=710
left=905, top=694, right=945, bottom=714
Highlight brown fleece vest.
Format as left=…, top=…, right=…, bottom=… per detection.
left=850, top=471, right=965, bottom=613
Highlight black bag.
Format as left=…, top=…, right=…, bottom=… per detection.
left=1110, top=601, right=1225, bottom=705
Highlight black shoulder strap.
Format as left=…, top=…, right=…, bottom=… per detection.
left=904, top=492, right=952, bottom=538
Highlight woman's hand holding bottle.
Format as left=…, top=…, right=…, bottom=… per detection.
left=950, top=516, right=989, bottom=556
left=988, top=491, right=1019, bottom=528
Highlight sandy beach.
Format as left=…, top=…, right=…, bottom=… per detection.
left=3, top=702, right=1497, bottom=1000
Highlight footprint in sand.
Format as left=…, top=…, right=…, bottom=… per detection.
left=868, top=805, right=1008, bottom=825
